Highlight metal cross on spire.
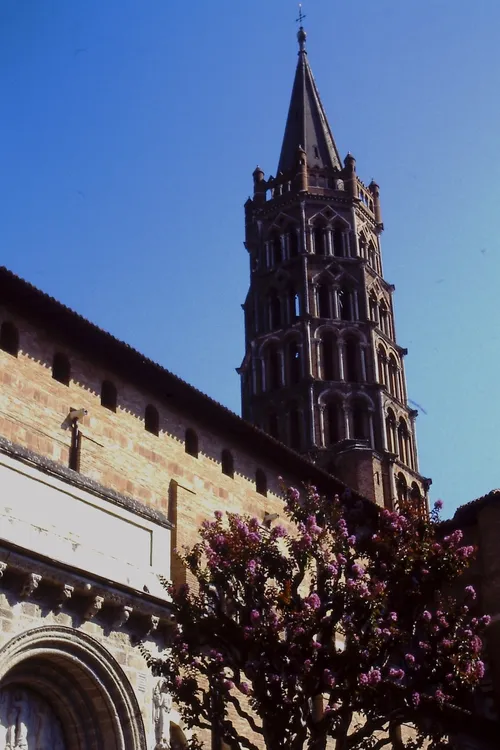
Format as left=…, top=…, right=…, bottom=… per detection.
left=296, top=3, right=306, bottom=26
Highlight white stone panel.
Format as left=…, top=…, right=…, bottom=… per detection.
left=0, top=453, right=170, bottom=598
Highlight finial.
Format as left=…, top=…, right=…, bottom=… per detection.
left=296, top=4, right=307, bottom=52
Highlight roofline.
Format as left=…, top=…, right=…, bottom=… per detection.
left=0, top=267, right=368, bottom=505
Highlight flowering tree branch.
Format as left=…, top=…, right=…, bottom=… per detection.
left=142, top=486, right=489, bottom=750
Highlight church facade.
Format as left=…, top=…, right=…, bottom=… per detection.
left=0, top=23, right=496, bottom=750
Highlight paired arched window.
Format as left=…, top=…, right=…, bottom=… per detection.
left=338, top=287, right=354, bottom=321
left=386, top=409, right=397, bottom=453
left=321, top=332, right=338, bottom=381
left=379, top=301, right=390, bottom=337
left=287, top=340, right=301, bottom=384
left=101, top=380, right=117, bottom=412
left=221, top=449, right=234, bottom=478
left=351, top=399, right=370, bottom=442
left=325, top=400, right=343, bottom=445
left=378, top=345, right=387, bottom=388
left=344, top=336, right=361, bottom=382
left=268, top=290, right=282, bottom=331
left=289, top=403, right=302, bottom=451
left=0, top=321, right=19, bottom=356
left=266, top=344, right=281, bottom=391
left=396, top=473, right=408, bottom=508
left=332, top=225, right=344, bottom=257
left=289, top=229, right=299, bottom=257
left=52, top=352, right=71, bottom=385
left=256, top=469, right=267, bottom=497
left=398, top=418, right=412, bottom=467
left=185, top=428, right=199, bottom=457
left=388, top=355, right=399, bottom=399
left=145, top=404, right=159, bottom=436
left=316, top=284, right=331, bottom=318
left=313, top=224, right=327, bottom=256
left=271, top=232, right=282, bottom=265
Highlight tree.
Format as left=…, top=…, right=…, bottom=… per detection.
left=143, top=485, right=490, bottom=750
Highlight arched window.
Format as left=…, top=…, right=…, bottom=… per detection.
left=369, top=294, right=378, bottom=323
left=386, top=409, right=397, bottom=453
left=52, top=352, right=71, bottom=386
left=377, top=345, right=387, bottom=387
left=145, top=404, right=159, bottom=436
left=256, top=469, right=267, bottom=497
left=368, top=242, right=377, bottom=269
left=380, top=301, right=390, bottom=337
left=268, top=412, right=279, bottom=440
left=410, top=483, right=424, bottom=517
left=0, top=321, right=19, bottom=356
left=316, top=284, right=331, bottom=318
left=338, top=287, right=354, bottom=321
left=332, top=225, right=344, bottom=257
left=351, top=399, right=370, bottom=441
left=287, top=340, right=301, bottom=384
left=325, top=401, right=342, bottom=445
left=289, top=229, right=299, bottom=257
left=321, top=332, right=338, bottom=381
left=398, top=418, right=410, bottom=465
left=271, top=232, right=282, bottom=265
left=185, top=428, right=199, bottom=457
left=221, top=449, right=234, bottom=478
left=288, top=288, right=300, bottom=322
left=265, top=344, right=281, bottom=391
left=289, top=404, right=302, bottom=451
left=358, top=237, right=367, bottom=259
left=268, top=290, right=282, bottom=331
left=396, top=473, right=408, bottom=508
left=313, top=225, right=326, bottom=255
left=101, top=380, right=117, bottom=412
left=344, top=336, right=360, bottom=382
left=388, top=355, right=399, bottom=399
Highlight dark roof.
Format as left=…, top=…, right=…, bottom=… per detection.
left=0, top=266, right=367, bottom=503
left=277, top=33, right=342, bottom=175
left=452, top=489, right=500, bottom=527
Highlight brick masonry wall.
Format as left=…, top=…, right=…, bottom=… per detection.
left=0, top=308, right=316, bottom=585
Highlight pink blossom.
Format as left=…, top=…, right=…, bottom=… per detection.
left=247, top=559, right=257, bottom=575
left=481, top=615, right=491, bottom=626
left=306, top=593, right=321, bottom=610
left=351, top=563, right=365, bottom=579
left=303, top=659, right=312, bottom=672
left=405, top=654, right=415, bottom=665
left=422, top=610, right=432, bottom=622
left=214, top=510, right=223, bottom=520
left=250, top=610, right=260, bottom=622
left=367, top=668, right=381, bottom=685
left=434, top=499, right=443, bottom=510
left=358, top=673, right=369, bottom=685
left=270, top=525, right=286, bottom=540
left=224, top=680, right=234, bottom=690
left=412, top=692, right=420, bottom=707
left=389, top=612, right=398, bottom=622
left=239, top=682, right=250, bottom=695
left=435, top=689, right=445, bottom=704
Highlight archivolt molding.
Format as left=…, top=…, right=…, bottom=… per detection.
left=0, top=625, right=147, bottom=750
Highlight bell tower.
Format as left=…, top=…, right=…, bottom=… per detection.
left=239, top=26, right=430, bottom=510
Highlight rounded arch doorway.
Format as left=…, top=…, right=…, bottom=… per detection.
left=0, top=625, right=146, bottom=750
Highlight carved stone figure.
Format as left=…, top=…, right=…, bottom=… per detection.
left=153, top=679, right=172, bottom=750
left=0, top=686, right=66, bottom=749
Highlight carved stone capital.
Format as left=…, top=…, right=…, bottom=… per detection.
left=114, top=605, right=133, bottom=629
left=21, top=573, right=42, bottom=598
left=84, top=595, right=104, bottom=620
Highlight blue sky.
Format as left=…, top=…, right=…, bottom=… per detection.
left=1, top=0, right=500, bottom=517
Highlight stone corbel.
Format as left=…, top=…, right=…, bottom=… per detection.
left=0, top=562, right=7, bottom=579
left=84, top=595, right=104, bottom=620
left=57, top=584, right=74, bottom=609
left=114, top=605, right=133, bottom=629
left=146, top=615, right=160, bottom=636
left=21, top=573, right=42, bottom=598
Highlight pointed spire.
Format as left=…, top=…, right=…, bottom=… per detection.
left=277, top=26, right=342, bottom=175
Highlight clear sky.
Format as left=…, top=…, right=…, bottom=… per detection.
left=2, top=0, right=500, bottom=518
